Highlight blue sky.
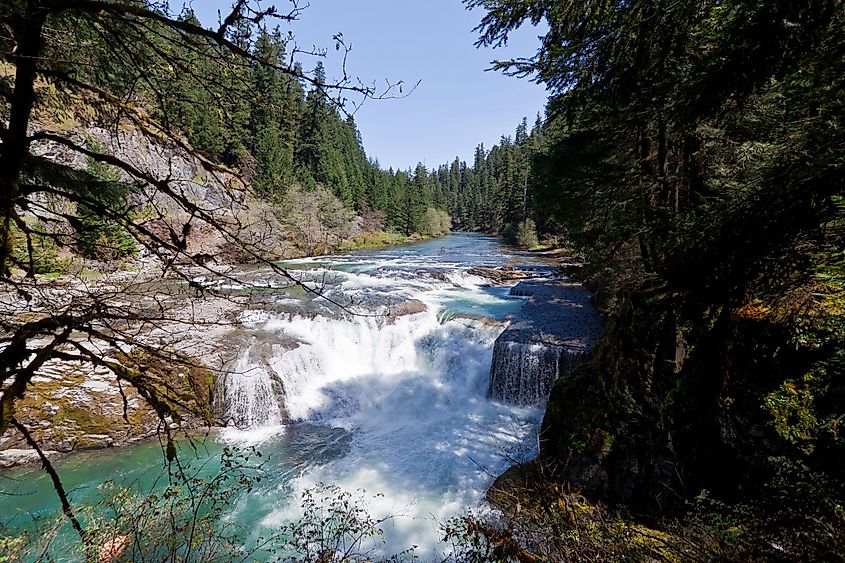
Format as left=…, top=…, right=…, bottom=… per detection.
left=190, top=1, right=548, bottom=171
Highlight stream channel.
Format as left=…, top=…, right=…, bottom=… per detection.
left=1, top=233, right=564, bottom=558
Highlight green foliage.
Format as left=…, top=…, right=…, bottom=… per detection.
left=75, top=144, right=137, bottom=261
left=427, top=117, right=541, bottom=236
left=443, top=483, right=677, bottom=561
left=513, top=219, right=538, bottom=249
left=443, top=457, right=845, bottom=562
left=464, top=0, right=845, bottom=553
left=677, top=458, right=845, bottom=560
left=277, top=484, right=413, bottom=562
left=764, top=378, right=822, bottom=453
left=138, top=24, right=450, bottom=238
left=280, top=185, right=358, bottom=255
left=422, top=207, right=451, bottom=237
left=0, top=535, right=25, bottom=563
left=10, top=219, right=69, bottom=275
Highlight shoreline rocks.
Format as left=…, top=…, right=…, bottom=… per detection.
left=0, top=448, right=62, bottom=469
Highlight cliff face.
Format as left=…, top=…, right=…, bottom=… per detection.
left=540, top=296, right=686, bottom=513
left=540, top=290, right=844, bottom=516
left=29, top=125, right=291, bottom=263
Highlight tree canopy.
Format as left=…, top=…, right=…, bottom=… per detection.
left=459, top=0, right=844, bottom=556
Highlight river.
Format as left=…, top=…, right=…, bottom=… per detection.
left=0, top=233, right=557, bottom=559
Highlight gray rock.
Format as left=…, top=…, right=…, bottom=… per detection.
left=0, top=448, right=61, bottom=469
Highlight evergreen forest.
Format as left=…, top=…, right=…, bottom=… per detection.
left=0, top=0, right=843, bottom=561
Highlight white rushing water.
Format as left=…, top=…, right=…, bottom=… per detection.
left=489, top=341, right=589, bottom=405
left=217, top=235, right=549, bottom=556
left=0, top=235, right=584, bottom=561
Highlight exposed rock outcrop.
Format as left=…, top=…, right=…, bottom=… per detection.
left=0, top=346, right=219, bottom=462
left=0, top=448, right=61, bottom=469
left=489, top=281, right=602, bottom=405
left=467, top=266, right=539, bottom=285
left=0, top=283, right=247, bottom=467
left=28, top=125, right=292, bottom=263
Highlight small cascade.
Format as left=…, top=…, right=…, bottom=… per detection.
left=489, top=340, right=588, bottom=405
left=508, top=283, right=538, bottom=297
left=558, top=346, right=588, bottom=381
left=219, top=344, right=285, bottom=429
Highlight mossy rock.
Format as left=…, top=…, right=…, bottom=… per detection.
left=117, top=348, right=216, bottom=424
left=4, top=349, right=217, bottom=455
left=540, top=296, right=685, bottom=514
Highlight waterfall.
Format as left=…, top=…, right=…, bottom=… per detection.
left=221, top=306, right=475, bottom=428
left=489, top=340, right=588, bottom=405
left=220, top=343, right=285, bottom=429
left=264, top=313, right=436, bottom=422
left=3, top=234, right=598, bottom=560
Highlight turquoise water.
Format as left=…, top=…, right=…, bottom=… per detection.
left=0, top=234, right=551, bottom=560
left=1, top=425, right=352, bottom=558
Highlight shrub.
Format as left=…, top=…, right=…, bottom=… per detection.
left=422, top=207, right=451, bottom=237
left=277, top=484, right=413, bottom=561
left=280, top=184, right=356, bottom=255
left=11, top=219, right=71, bottom=274
left=515, top=219, right=539, bottom=249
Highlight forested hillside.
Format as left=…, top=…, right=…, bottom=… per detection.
left=4, top=7, right=452, bottom=271
left=148, top=17, right=455, bottom=239
left=425, top=116, right=543, bottom=241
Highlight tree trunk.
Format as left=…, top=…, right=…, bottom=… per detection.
left=0, top=6, right=46, bottom=274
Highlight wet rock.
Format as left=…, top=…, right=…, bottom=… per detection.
left=428, top=271, right=450, bottom=282
left=509, top=282, right=539, bottom=297
left=0, top=448, right=61, bottom=469
left=489, top=281, right=602, bottom=405
left=467, top=267, right=535, bottom=285
left=490, top=341, right=589, bottom=405
left=1, top=339, right=221, bottom=461
left=386, top=300, right=427, bottom=323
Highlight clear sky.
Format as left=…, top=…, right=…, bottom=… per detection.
left=189, top=1, right=548, bottom=171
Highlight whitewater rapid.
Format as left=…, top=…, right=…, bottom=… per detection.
left=216, top=235, right=548, bottom=555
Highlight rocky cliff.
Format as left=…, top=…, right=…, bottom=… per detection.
left=28, top=124, right=291, bottom=264
left=489, top=281, right=601, bottom=405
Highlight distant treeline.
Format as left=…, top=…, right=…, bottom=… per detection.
left=429, top=116, right=543, bottom=244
